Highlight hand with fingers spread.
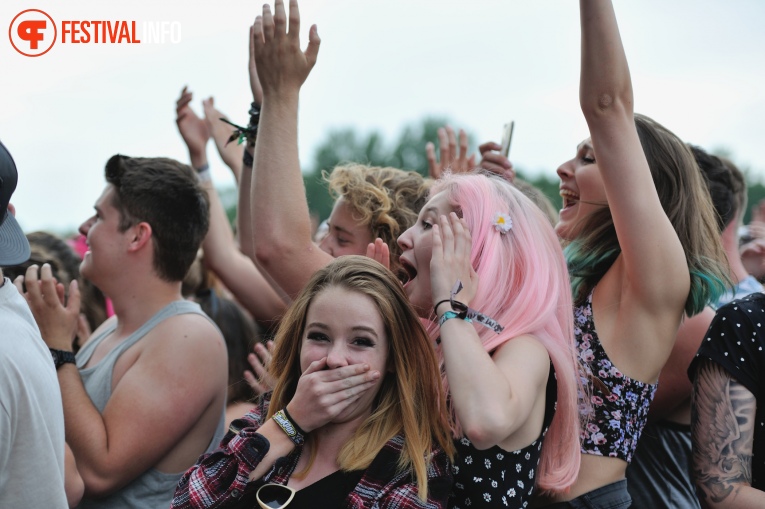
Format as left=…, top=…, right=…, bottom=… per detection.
left=202, top=97, right=244, bottom=180
left=175, top=86, right=210, bottom=167
left=430, top=213, right=478, bottom=309
left=14, top=263, right=81, bottom=351
left=477, top=141, right=515, bottom=182
left=251, top=0, right=320, bottom=98
left=426, top=126, right=477, bottom=180
left=244, top=340, right=276, bottom=396
left=365, top=238, right=390, bottom=271
left=284, top=358, right=380, bottom=433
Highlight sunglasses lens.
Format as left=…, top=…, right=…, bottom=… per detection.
left=259, top=485, right=292, bottom=508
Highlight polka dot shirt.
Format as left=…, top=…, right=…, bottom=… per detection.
left=690, top=292, right=765, bottom=490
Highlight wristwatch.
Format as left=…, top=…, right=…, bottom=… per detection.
left=49, top=348, right=76, bottom=369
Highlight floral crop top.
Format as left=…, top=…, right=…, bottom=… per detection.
left=575, top=291, right=657, bottom=463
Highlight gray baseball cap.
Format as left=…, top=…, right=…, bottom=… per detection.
left=0, top=140, right=30, bottom=266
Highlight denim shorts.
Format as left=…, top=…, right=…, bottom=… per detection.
left=538, top=480, right=631, bottom=509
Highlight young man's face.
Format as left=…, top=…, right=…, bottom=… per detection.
left=78, top=186, right=130, bottom=284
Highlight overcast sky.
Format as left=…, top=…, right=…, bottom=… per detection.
left=2, top=0, right=764, bottom=234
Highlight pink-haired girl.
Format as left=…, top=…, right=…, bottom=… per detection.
left=397, top=172, right=582, bottom=508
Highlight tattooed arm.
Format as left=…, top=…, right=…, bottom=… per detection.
left=691, top=360, right=765, bottom=508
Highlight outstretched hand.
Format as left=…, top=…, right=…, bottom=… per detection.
left=202, top=97, right=244, bottom=178
left=285, top=358, right=380, bottom=433
left=426, top=126, right=477, bottom=180
left=430, top=213, right=478, bottom=311
left=14, top=264, right=81, bottom=351
left=252, top=0, right=320, bottom=98
left=176, top=86, right=210, bottom=163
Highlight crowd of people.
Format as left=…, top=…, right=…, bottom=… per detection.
left=2, top=1, right=765, bottom=508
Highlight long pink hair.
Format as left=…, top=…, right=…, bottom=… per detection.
left=429, top=171, right=581, bottom=494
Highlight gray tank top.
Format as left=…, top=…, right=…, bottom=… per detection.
left=75, top=300, right=226, bottom=509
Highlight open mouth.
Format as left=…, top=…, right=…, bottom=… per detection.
left=559, top=189, right=580, bottom=209
left=398, top=257, right=418, bottom=287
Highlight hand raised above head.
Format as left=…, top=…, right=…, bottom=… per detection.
left=477, top=141, right=515, bottom=182
left=426, top=125, right=477, bottom=180
left=175, top=86, right=210, bottom=161
left=248, top=25, right=264, bottom=105
left=251, top=0, right=320, bottom=97
left=202, top=97, right=244, bottom=176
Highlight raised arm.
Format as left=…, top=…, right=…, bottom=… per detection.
left=579, top=0, right=688, bottom=310
left=237, top=28, right=262, bottom=264
left=176, top=89, right=286, bottom=325
left=250, top=0, right=332, bottom=299
left=431, top=214, right=550, bottom=450
left=202, top=98, right=244, bottom=184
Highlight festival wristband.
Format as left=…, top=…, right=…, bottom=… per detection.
left=273, top=409, right=305, bottom=446
left=450, top=280, right=504, bottom=334
left=438, top=311, right=473, bottom=327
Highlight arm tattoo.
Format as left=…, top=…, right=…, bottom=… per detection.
left=691, top=360, right=756, bottom=504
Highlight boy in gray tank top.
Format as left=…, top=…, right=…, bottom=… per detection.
left=16, top=155, right=228, bottom=509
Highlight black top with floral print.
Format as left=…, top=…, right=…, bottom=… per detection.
left=576, top=291, right=657, bottom=463
left=449, top=366, right=556, bottom=509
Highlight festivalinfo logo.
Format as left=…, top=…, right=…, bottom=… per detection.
left=9, top=9, right=182, bottom=57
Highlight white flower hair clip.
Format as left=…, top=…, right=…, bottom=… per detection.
left=492, top=212, right=513, bottom=234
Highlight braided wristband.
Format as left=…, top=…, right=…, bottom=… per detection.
left=273, top=409, right=305, bottom=446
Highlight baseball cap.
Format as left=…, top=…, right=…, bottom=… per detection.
left=0, top=140, right=31, bottom=265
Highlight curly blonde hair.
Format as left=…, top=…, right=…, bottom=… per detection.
left=325, top=164, right=430, bottom=279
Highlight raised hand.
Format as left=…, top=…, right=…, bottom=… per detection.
left=477, top=141, right=515, bottom=182
left=252, top=0, right=320, bottom=98
left=14, top=264, right=81, bottom=351
left=248, top=25, right=264, bottom=105
left=430, top=212, right=478, bottom=309
left=243, top=340, right=276, bottom=396
left=202, top=97, right=244, bottom=180
left=426, top=126, right=476, bottom=180
left=285, top=358, right=380, bottom=432
left=176, top=86, right=210, bottom=165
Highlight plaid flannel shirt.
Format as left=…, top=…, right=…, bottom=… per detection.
left=171, top=394, right=453, bottom=509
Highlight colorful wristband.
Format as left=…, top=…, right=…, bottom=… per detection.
left=438, top=310, right=473, bottom=327
left=273, top=409, right=305, bottom=446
